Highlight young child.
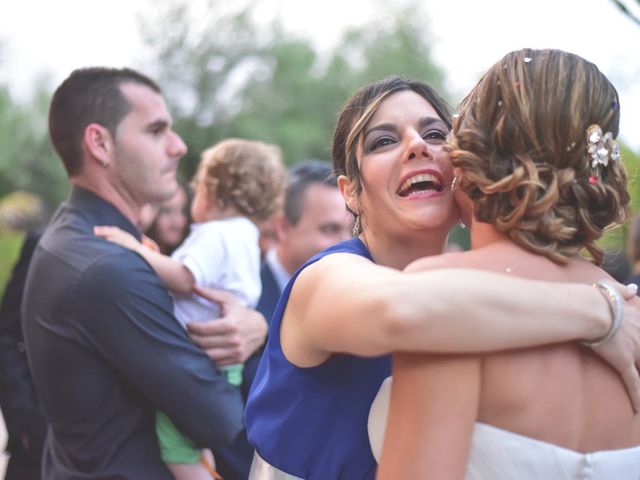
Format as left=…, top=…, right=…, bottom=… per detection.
left=95, top=138, right=286, bottom=480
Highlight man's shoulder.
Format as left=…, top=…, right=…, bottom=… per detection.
left=80, top=248, right=160, bottom=291
left=74, top=249, right=174, bottom=330
left=40, top=224, right=151, bottom=280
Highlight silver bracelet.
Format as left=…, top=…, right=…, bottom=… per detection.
left=581, top=280, right=624, bottom=347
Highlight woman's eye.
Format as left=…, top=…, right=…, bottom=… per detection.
left=423, top=130, right=447, bottom=143
left=371, top=137, right=395, bottom=150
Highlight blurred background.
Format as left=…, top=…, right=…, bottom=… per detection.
left=0, top=0, right=639, bottom=291
left=0, top=0, right=639, bottom=473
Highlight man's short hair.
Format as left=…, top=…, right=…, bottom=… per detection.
left=48, top=67, right=161, bottom=177
left=284, top=160, right=337, bottom=225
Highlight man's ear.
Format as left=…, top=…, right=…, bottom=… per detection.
left=337, top=174, right=358, bottom=214
left=273, top=210, right=290, bottom=239
left=83, top=123, right=113, bottom=167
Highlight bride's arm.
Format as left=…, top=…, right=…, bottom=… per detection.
left=377, top=352, right=481, bottom=480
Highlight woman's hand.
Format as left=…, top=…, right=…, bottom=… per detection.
left=590, top=283, right=640, bottom=413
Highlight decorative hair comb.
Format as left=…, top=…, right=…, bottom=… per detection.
left=586, top=124, right=620, bottom=184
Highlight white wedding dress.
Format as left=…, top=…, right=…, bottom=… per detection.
left=368, top=377, right=640, bottom=479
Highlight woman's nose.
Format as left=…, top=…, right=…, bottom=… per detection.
left=405, top=131, right=431, bottom=163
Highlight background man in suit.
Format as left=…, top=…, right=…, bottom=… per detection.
left=256, top=160, right=353, bottom=322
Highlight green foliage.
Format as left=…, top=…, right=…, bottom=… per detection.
left=0, top=78, right=68, bottom=210
left=335, top=8, right=447, bottom=96
left=0, top=230, right=24, bottom=297
left=138, top=0, right=453, bottom=179
left=0, top=69, right=65, bottom=296
left=601, top=142, right=640, bottom=251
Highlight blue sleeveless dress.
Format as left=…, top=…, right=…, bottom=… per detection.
left=245, top=238, right=391, bottom=479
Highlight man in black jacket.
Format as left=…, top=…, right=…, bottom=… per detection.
left=0, top=230, right=46, bottom=479
left=21, top=67, right=252, bottom=479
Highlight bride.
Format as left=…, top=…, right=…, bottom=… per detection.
left=374, top=48, right=640, bottom=478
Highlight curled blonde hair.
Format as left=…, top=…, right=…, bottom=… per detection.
left=448, top=49, right=629, bottom=265
left=195, top=138, right=286, bottom=222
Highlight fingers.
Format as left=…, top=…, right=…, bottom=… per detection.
left=203, top=349, right=243, bottom=366
left=193, top=285, right=236, bottom=305
left=93, top=226, right=118, bottom=239
left=194, top=342, right=244, bottom=365
left=624, top=283, right=639, bottom=301
left=606, top=279, right=638, bottom=302
left=186, top=319, right=233, bottom=337
left=141, top=235, right=160, bottom=252
left=620, top=366, right=640, bottom=414
left=93, top=226, right=138, bottom=250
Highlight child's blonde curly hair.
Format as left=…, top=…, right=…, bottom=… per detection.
left=194, top=138, right=286, bottom=223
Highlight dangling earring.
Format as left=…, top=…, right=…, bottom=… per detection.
left=352, top=214, right=361, bottom=237
left=450, top=176, right=460, bottom=191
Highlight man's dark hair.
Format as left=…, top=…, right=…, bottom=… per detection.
left=48, top=67, right=161, bottom=177
left=284, top=160, right=337, bottom=225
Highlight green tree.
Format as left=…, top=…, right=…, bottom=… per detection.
left=137, top=0, right=453, bottom=178
left=0, top=76, right=66, bottom=295
left=0, top=77, right=67, bottom=209
left=602, top=143, right=640, bottom=248
left=138, top=0, right=267, bottom=175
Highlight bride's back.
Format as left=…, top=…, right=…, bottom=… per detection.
left=467, top=242, right=640, bottom=451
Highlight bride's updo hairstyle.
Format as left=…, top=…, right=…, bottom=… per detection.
left=448, top=48, right=629, bottom=265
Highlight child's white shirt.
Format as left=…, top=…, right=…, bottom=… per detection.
left=170, top=216, right=261, bottom=328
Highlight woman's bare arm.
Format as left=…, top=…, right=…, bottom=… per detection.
left=290, top=254, right=609, bottom=357
left=284, top=253, right=640, bottom=408
left=377, top=352, right=480, bottom=480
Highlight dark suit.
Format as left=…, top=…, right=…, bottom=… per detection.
left=0, top=230, right=46, bottom=480
left=213, top=261, right=284, bottom=480
left=255, top=261, right=282, bottom=326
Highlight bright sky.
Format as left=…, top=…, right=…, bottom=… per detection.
left=1, top=0, right=640, bottom=149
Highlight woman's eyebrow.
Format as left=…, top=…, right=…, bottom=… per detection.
left=364, top=122, right=396, bottom=139
left=419, top=116, right=447, bottom=129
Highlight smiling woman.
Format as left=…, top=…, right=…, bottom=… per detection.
left=243, top=76, right=640, bottom=480
left=348, top=89, right=456, bottom=260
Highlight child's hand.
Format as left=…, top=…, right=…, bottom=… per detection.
left=94, top=226, right=142, bottom=252
left=141, top=234, right=160, bottom=252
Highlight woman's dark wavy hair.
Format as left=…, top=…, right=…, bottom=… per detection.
left=448, top=48, right=628, bottom=265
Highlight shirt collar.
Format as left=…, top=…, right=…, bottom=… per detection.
left=265, top=248, right=291, bottom=292
left=68, top=186, right=141, bottom=240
